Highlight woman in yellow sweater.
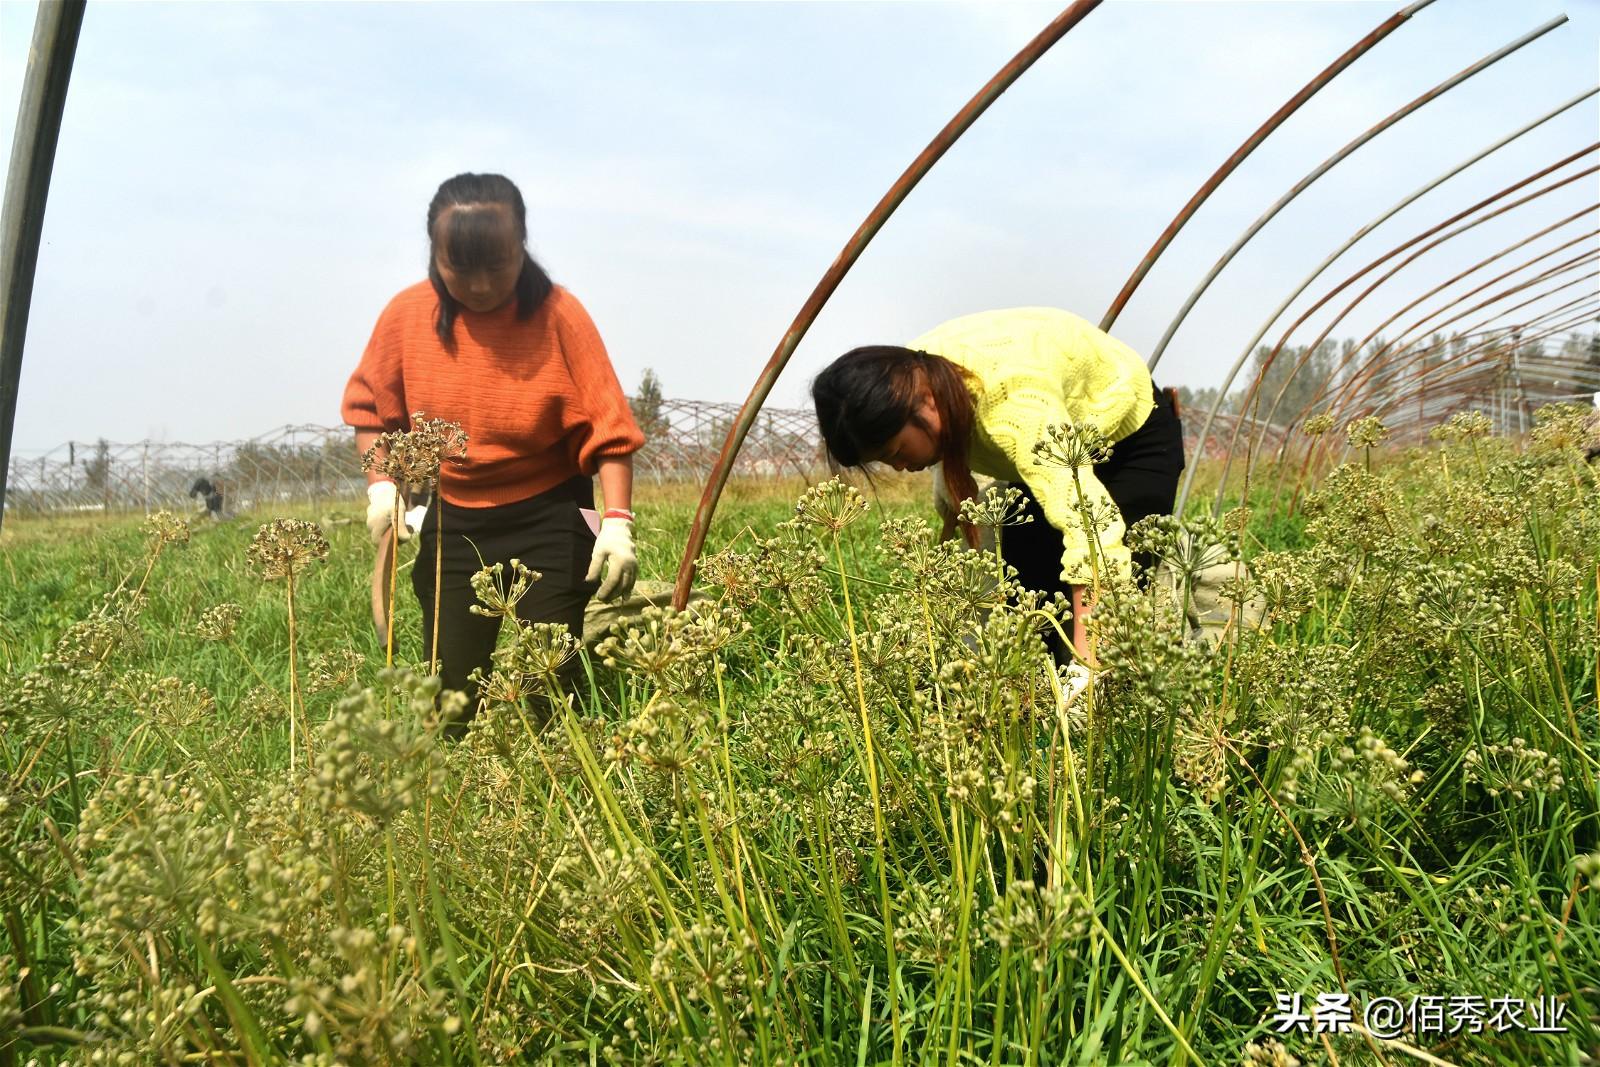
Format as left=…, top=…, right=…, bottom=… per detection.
left=811, top=307, right=1185, bottom=662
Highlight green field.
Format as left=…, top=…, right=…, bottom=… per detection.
left=2, top=419, right=1597, bottom=1066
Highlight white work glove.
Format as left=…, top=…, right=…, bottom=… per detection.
left=366, top=480, right=417, bottom=544
left=1060, top=662, right=1094, bottom=710
left=585, top=515, right=637, bottom=601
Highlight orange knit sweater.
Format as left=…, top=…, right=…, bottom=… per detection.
left=342, top=282, right=645, bottom=507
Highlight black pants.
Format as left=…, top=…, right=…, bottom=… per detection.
left=411, top=476, right=600, bottom=731
left=999, top=387, right=1186, bottom=653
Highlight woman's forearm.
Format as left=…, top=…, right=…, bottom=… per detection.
left=1070, top=584, right=1097, bottom=665
left=597, top=455, right=634, bottom=513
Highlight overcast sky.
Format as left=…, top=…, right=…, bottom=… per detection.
left=2, top=0, right=1596, bottom=451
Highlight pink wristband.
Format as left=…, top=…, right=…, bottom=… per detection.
left=603, top=508, right=635, bottom=521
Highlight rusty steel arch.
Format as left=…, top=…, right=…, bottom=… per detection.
left=671, top=0, right=1103, bottom=608
left=1190, top=145, right=1598, bottom=510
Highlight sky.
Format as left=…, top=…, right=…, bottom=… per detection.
left=2, top=0, right=1597, bottom=452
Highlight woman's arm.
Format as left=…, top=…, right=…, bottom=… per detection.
left=597, top=454, right=634, bottom=513
left=1070, top=584, right=1097, bottom=665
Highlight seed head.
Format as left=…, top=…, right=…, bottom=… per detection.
left=793, top=478, right=870, bottom=533
left=247, top=519, right=330, bottom=581
left=1301, top=413, right=1335, bottom=438
left=194, top=603, right=244, bottom=642
left=1344, top=415, right=1389, bottom=449
left=957, top=483, right=1034, bottom=529
left=1429, top=409, right=1492, bottom=442
left=142, top=509, right=191, bottom=548
left=361, top=412, right=468, bottom=484
left=469, top=559, right=542, bottom=620
left=1032, top=422, right=1113, bottom=468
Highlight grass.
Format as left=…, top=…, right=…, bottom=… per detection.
left=1, top=430, right=1596, bottom=1066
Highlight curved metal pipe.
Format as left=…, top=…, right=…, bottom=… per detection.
left=1279, top=301, right=1598, bottom=503
left=1322, top=269, right=1600, bottom=425
left=1182, top=147, right=1598, bottom=510
left=1260, top=229, right=1597, bottom=472
left=1243, top=209, right=1598, bottom=470
left=672, top=1, right=1102, bottom=608
left=1366, top=246, right=1598, bottom=360
left=1364, top=315, right=1600, bottom=431
left=1098, top=0, right=1437, bottom=331
left=1273, top=300, right=1600, bottom=496
left=1353, top=305, right=1600, bottom=442
left=1145, top=14, right=1567, bottom=374
left=0, top=0, right=87, bottom=531
left=1167, top=87, right=1594, bottom=503
left=1297, top=287, right=1599, bottom=478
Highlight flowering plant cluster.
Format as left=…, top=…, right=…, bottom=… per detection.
left=1, top=403, right=1595, bottom=1064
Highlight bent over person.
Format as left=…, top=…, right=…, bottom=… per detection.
left=811, top=307, right=1185, bottom=662
left=342, top=172, right=644, bottom=731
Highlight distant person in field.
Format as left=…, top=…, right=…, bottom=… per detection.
left=342, top=172, right=644, bottom=731
left=188, top=476, right=225, bottom=520
left=812, top=308, right=1185, bottom=663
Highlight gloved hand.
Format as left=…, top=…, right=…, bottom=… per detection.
left=1060, top=661, right=1095, bottom=709
left=366, top=480, right=413, bottom=545
left=585, top=515, right=637, bottom=601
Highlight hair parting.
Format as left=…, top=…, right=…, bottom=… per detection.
left=425, top=172, right=554, bottom=345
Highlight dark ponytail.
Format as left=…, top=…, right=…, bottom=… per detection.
left=812, top=346, right=982, bottom=547
left=425, top=172, right=553, bottom=345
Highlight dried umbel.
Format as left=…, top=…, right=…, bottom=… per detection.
left=699, top=547, right=764, bottom=607
left=282, top=922, right=458, bottom=1063
left=73, top=771, right=247, bottom=988
left=1302, top=464, right=1403, bottom=555
left=610, top=693, right=715, bottom=774
left=1314, top=726, right=1424, bottom=826
left=893, top=882, right=958, bottom=967
left=142, top=509, right=191, bottom=549
left=649, top=921, right=755, bottom=1016
left=595, top=602, right=749, bottom=692
left=1344, top=415, right=1390, bottom=449
left=793, top=477, right=870, bottom=533
left=483, top=621, right=581, bottom=713
left=1529, top=401, right=1593, bottom=453
left=307, top=646, right=367, bottom=695
left=247, top=519, right=330, bottom=581
left=111, top=671, right=214, bottom=732
left=361, top=412, right=468, bottom=484
left=553, top=844, right=654, bottom=956
left=1244, top=551, right=1316, bottom=626
left=1032, top=421, right=1114, bottom=469
left=193, top=602, right=244, bottom=642
left=1172, top=704, right=1241, bottom=803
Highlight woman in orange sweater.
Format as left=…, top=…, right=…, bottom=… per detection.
left=342, top=173, right=644, bottom=729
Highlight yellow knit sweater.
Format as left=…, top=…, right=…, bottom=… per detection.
left=909, top=307, right=1154, bottom=582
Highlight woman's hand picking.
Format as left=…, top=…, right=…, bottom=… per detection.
left=586, top=516, right=638, bottom=601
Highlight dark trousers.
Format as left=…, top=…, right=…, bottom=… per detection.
left=411, top=476, right=600, bottom=731
left=999, top=387, right=1185, bottom=654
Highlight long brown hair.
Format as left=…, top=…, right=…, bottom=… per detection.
left=811, top=346, right=982, bottom=547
